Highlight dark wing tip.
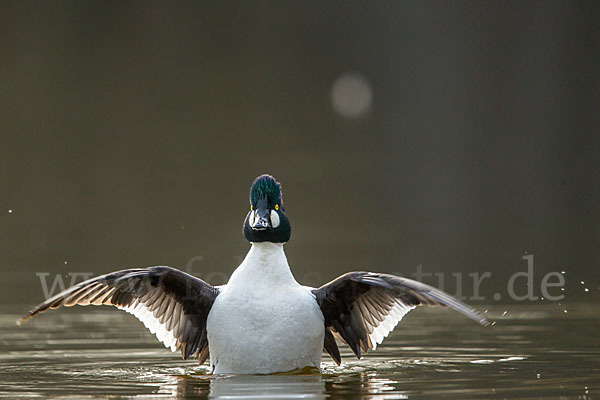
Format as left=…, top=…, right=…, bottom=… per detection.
left=17, top=307, right=45, bottom=326
left=385, top=275, right=491, bottom=327
left=465, top=308, right=491, bottom=326
left=478, top=313, right=493, bottom=327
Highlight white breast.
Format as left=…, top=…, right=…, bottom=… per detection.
left=206, top=243, right=324, bottom=374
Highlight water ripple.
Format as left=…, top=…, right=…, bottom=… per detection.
left=1, top=304, right=598, bottom=398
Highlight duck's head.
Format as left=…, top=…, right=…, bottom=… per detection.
left=243, top=174, right=291, bottom=243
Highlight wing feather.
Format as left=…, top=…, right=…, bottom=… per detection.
left=312, top=271, right=489, bottom=363
left=17, top=266, right=219, bottom=363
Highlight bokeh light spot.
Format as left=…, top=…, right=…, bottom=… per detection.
left=330, top=73, right=372, bottom=118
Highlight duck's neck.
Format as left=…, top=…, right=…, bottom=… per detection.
left=228, top=242, right=297, bottom=287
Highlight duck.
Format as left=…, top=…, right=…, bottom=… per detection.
left=17, top=174, right=489, bottom=374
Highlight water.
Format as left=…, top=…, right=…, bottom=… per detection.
left=1, top=303, right=598, bottom=399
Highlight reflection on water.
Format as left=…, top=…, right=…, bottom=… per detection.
left=1, top=304, right=598, bottom=399
left=208, top=375, right=326, bottom=399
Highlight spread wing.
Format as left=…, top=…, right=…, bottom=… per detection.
left=17, top=266, right=220, bottom=363
left=312, top=271, right=489, bottom=365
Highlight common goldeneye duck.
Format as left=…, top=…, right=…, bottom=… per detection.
left=17, top=174, right=489, bottom=374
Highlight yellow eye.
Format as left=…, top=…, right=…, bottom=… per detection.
left=275, top=204, right=279, bottom=210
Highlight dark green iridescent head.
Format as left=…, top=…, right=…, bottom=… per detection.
left=243, top=174, right=291, bottom=243
left=249, top=174, right=282, bottom=209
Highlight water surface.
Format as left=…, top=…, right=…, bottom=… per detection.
left=1, top=303, right=598, bottom=399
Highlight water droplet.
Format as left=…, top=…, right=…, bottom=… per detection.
left=8, top=209, right=12, bottom=214
left=64, top=261, right=68, bottom=264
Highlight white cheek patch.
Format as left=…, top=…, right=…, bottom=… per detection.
left=270, top=209, right=280, bottom=228
left=249, top=210, right=256, bottom=226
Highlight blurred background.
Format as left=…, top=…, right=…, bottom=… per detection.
left=1, top=1, right=599, bottom=305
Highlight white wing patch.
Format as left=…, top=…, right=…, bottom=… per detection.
left=118, top=299, right=178, bottom=352
left=367, top=301, right=415, bottom=350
